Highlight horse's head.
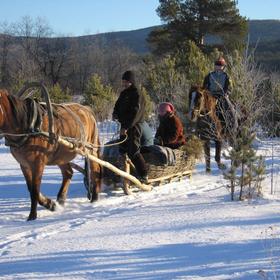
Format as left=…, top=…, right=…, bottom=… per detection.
left=188, top=86, right=205, bottom=122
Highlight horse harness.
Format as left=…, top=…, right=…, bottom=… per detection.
left=4, top=98, right=46, bottom=147
left=193, top=90, right=217, bottom=118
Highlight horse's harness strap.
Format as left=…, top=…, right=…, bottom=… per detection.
left=198, top=96, right=218, bottom=117
left=57, top=104, right=86, bottom=145
left=1, top=130, right=128, bottom=149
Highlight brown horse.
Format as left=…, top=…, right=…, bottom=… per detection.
left=188, top=85, right=227, bottom=172
left=0, top=89, right=102, bottom=220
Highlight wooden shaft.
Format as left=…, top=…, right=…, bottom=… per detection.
left=58, top=137, right=152, bottom=192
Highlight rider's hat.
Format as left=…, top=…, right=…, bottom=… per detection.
left=214, top=57, right=226, bottom=66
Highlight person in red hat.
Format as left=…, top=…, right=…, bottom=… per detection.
left=202, top=57, right=235, bottom=170
left=154, top=102, right=186, bottom=149
left=203, top=57, right=231, bottom=97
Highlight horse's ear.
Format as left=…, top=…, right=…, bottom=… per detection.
left=0, top=89, right=8, bottom=96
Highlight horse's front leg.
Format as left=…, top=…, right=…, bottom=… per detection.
left=20, top=165, right=38, bottom=221
left=57, top=163, right=73, bottom=205
left=21, top=164, right=56, bottom=221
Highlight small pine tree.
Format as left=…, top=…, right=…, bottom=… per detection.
left=48, top=84, right=72, bottom=103
left=222, top=51, right=266, bottom=200
left=83, top=74, right=115, bottom=121
left=223, top=128, right=265, bottom=200
left=139, top=84, right=154, bottom=121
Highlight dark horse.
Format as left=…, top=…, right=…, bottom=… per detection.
left=0, top=89, right=102, bottom=220
left=188, top=85, right=238, bottom=172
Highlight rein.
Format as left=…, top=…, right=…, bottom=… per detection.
left=197, top=91, right=218, bottom=117
left=193, top=109, right=212, bottom=117
left=0, top=131, right=128, bottom=149
left=1, top=84, right=128, bottom=149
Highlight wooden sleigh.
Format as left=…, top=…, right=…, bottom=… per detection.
left=102, top=143, right=197, bottom=195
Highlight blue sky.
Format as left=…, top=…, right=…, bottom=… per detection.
left=0, top=0, right=279, bottom=36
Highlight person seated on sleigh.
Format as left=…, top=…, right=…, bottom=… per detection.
left=154, top=102, right=186, bottom=149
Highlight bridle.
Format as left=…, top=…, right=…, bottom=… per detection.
left=193, top=89, right=219, bottom=118
left=189, top=90, right=208, bottom=118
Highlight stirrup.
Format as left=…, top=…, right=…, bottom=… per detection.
left=206, top=167, right=211, bottom=173
left=217, top=162, right=226, bottom=170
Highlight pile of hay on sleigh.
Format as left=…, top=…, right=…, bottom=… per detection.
left=102, top=135, right=203, bottom=185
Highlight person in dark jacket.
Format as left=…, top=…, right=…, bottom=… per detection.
left=203, top=57, right=235, bottom=126
left=203, top=57, right=231, bottom=98
left=154, top=102, right=186, bottom=149
left=112, top=70, right=148, bottom=183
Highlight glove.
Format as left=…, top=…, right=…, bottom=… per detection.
left=120, top=128, right=127, bottom=137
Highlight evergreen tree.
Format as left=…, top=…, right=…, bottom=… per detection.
left=175, top=40, right=213, bottom=84
left=148, top=0, right=247, bottom=55
left=83, top=74, right=115, bottom=121
left=139, top=84, right=154, bottom=121
left=222, top=52, right=266, bottom=200
left=223, top=128, right=265, bottom=200
left=144, top=54, right=189, bottom=114
left=48, top=84, right=72, bottom=103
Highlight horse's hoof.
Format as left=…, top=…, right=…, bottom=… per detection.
left=27, top=214, right=37, bottom=221
left=57, top=198, right=66, bottom=206
left=90, top=193, right=98, bottom=203
left=87, top=192, right=92, bottom=201
left=50, top=202, right=56, bottom=211
left=47, top=201, right=57, bottom=211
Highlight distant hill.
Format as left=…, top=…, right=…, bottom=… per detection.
left=87, top=19, right=280, bottom=70
left=248, top=20, right=280, bottom=43
left=1, top=19, right=280, bottom=69
left=79, top=20, right=280, bottom=54
left=72, top=26, right=157, bottom=54
left=2, top=19, right=280, bottom=54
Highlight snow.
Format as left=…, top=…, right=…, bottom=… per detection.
left=0, top=136, right=280, bottom=280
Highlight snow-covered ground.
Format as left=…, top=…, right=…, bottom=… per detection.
left=0, top=136, right=280, bottom=280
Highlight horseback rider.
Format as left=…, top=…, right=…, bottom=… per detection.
left=203, top=57, right=231, bottom=98
left=202, top=57, right=233, bottom=171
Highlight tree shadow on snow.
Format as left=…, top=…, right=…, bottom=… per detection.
left=0, top=241, right=278, bottom=279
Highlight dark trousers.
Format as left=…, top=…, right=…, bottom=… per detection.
left=119, top=123, right=148, bottom=177
left=204, top=140, right=222, bottom=169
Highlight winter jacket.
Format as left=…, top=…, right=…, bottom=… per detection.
left=112, top=84, right=145, bottom=130
left=155, top=113, right=186, bottom=149
left=139, top=121, right=153, bottom=147
left=203, top=71, right=231, bottom=96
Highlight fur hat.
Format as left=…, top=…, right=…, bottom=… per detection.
left=122, top=70, right=135, bottom=84
left=158, top=102, right=175, bottom=116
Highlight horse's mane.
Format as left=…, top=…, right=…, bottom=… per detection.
left=4, top=92, right=47, bottom=133
left=200, top=89, right=217, bottom=113
left=189, top=85, right=217, bottom=114
left=6, top=94, right=31, bottom=129
left=189, top=85, right=222, bottom=139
